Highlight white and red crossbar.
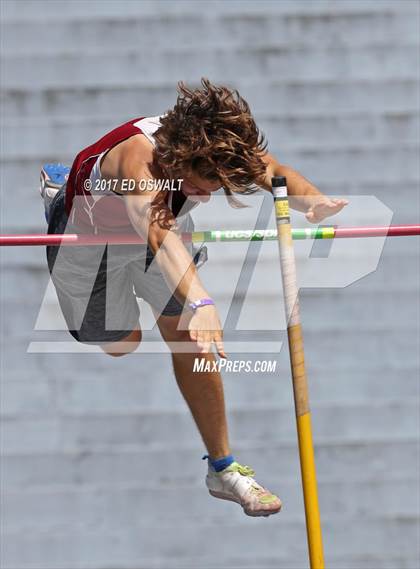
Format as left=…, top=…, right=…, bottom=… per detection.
left=0, top=225, right=419, bottom=247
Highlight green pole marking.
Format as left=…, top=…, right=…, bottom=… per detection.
left=192, top=228, right=336, bottom=243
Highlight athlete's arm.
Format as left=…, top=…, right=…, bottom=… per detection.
left=260, top=153, right=348, bottom=223
left=118, top=137, right=226, bottom=357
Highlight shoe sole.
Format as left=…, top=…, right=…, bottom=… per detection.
left=208, top=489, right=282, bottom=517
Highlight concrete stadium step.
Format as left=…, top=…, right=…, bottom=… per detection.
left=2, top=477, right=418, bottom=532
left=2, top=356, right=418, bottom=416
left=3, top=278, right=418, bottom=333
left=1, top=296, right=419, bottom=364
left=260, top=112, right=420, bottom=146
left=1, top=551, right=418, bottom=569
left=1, top=191, right=418, bottom=254
left=4, top=109, right=420, bottom=143
left=2, top=438, right=418, bottom=488
left=1, top=551, right=419, bottom=569
left=272, top=145, right=419, bottom=184
left=185, top=254, right=420, bottom=299
left=2, top=110, right=419, bottom=159
left=2, top=79, right=418, bottom=119
left=4, top=306, right=419, bottom=354
left=3, top=166, right=418, bottom=207
left=10, top=301, right=411, bottom=335
left=240, top=290, right=420, bottom=331
left=304, top=556, right=420, bottom=569
left=2, top=45, right=419, bottom=91
left=2, top=11, right=417, bottom=56
left=2, top=253, right=418, bottom=309
left=1, top=144, right=418, bottom=188
left=1, top=400, right=418, bottom=454
left=1, top=180, right=417, bottom=234
left=1, top=0, right=416, bottom=21
left=2, top=115, right=419, bottom=159
left=2, top=299, right=419, bottom=368
left=224, top=79, right=420, bottom=117
left=1, top=515, right=418, bottom=569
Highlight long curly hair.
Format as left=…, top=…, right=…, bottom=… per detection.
left=151, top=78, right=267, bottom=226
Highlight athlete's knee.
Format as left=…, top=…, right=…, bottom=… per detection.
left=157, top=315, right=191, bottom=345
left=158, top=320, right=200, bottom=354
left=101, top=327, right=142, bottom=357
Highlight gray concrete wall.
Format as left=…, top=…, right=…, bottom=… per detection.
left=1, top=1, right=419, bottom=568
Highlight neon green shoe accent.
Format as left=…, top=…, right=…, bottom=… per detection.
left=258, top=494, right=279, bottom=504
left=221, top=461, right=256, bottom=477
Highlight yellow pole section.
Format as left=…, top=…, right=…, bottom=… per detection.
left=272, top=176, right=325, bottom=569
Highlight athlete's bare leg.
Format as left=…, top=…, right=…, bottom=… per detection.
left=100, top=324, right=142, bottom=357
left=156, top=312, right=231, bottom=460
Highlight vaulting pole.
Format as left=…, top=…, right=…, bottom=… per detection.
left=0, top=224, right=419, bottom=246
left=272, top=176, right=324, bottom=569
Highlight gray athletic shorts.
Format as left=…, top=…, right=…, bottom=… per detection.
left=46, top=186, right=207, bottom=344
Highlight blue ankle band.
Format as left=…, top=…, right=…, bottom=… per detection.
left=202, top=453, right=235, bottom=472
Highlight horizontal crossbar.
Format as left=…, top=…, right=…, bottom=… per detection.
left=0, top=225, right=419, bottom=246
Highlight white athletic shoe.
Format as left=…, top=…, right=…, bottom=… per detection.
left=39, top=163, right=70, bottom=222
left=205, top=460, right=282, bottom=517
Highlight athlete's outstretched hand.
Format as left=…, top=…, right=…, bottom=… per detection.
left=305, top=197, right=349, bottom=223
left=188, top=305, right=226, bottom=358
